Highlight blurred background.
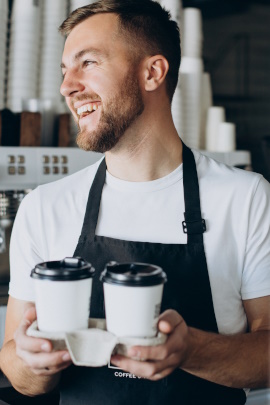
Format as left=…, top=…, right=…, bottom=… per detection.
left=0, top=1, right=270, bottom=404
left=0, top=0, right=269, bottom=179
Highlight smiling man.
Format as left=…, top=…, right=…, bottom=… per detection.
left=61, top=18, right=145, bottom=153
left=0, top=1, right=270, bottom=405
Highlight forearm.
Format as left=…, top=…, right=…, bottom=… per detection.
left=182, top=328, right=270, bottom=389
left=0, top=340, right=60, bottom=396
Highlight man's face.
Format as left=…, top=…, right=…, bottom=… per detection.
left=60, top=13, right=144, bottom=152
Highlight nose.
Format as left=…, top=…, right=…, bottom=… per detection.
left=60, top=69, right=85, bottom=98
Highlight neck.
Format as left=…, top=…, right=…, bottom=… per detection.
left=105, top=106, right=183, bottom=182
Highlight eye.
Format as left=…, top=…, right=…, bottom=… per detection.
left=83, top=60, right=96, bottom=67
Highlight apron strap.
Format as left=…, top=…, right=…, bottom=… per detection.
left=182, top=143, right=206, bottom=244
left=78, top=158, right=107, bottom=244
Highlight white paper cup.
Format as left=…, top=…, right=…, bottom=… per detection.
left=100, top=262, right=167, bottom=338
left=205, top=106, right=226, bottom=152
left=182, top=8, right=203, bottom=58
left=200, top=72, right=213, bottom=149
left=216, top=122, right=236, bottom=152
left=31, top=257, right=95, bottom=332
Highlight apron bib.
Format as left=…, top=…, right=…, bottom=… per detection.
left=60, top=144, right=246, bottom=405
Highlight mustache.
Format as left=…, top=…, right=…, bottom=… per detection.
left=71, top=94, right=101, bottom=109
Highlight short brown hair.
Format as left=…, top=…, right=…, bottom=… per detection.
left=59, top=0, right=181, bottom=101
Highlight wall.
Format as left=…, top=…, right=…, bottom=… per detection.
left=202, top=3, right=270, bottom=179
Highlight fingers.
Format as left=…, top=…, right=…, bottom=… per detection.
left=109, top=310, right=189, bottom=381
left=21, top=350, right=72, bottom=376
left=127, top=312, right=187, bottom=362
left=15, top=331, right=72, bottom=375
left=110, top=353, right=178, bottom=381
left=14, top=305, right=72, bottom=376
left=14, top=305, right=51, bottom=354
left=23, top=306, right=37, bottom=324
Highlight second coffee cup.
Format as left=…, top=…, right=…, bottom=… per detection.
left=100, top=262, right=167, bottom=338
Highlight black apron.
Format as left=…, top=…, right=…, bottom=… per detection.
left=60, top=144, right=246, bottom=405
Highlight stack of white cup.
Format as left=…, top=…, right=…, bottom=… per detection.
left=7, top=0, right=41, bottom=112
left=216, top=122, right=236, bottom=152
left=182, top=8, right=203, bottom=61
left=38, top=0, right=68, bottom=107
left=159, top=0, right=183, bottom=142
left=159, top=0, right=182, bottom=24
left=178, top=73, right=203, bottom=149
left=205, top=107, right=237, bottom=152
left=177, top=8, right=206, bottom=149
left=200, top=72, right=213, bottom=148
left=0, top=0, right=8, bottom=110
left=70, top=0, right=96, bottom=12
left=205, top=106, right=226, bottom=152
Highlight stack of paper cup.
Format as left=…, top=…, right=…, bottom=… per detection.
left=180, top=56, right=203, bottom=74
left=182, top=8, right=203, bottom=59
left=39, top=0, right=68, bottom=107
left=178, top=72, right=202, bottom=149
left=200, top=73, right=213, bottom=149
left=174, top=7, right=204, bottom=148
left=171, top=75, right=183, bottom=140
left=7, top=0, right=41, bottom=112
left=0, top=0, right=8, bottom=110
left=159, top=0, right=182, bottom=26
left=159, top=1, right=183, bottom=140
left=70, top=0, right=96, bottom=12
left=216, top=122, right=236, bottom=152
left=205, top=106, right=226, bottom=152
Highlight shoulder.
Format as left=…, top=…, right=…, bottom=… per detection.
left=192, top=149, right=267, bottom=196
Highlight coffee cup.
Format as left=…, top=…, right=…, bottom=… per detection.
left=31, top=257, right=95, bottom=332
left=100, top=262, right=167, bottom=338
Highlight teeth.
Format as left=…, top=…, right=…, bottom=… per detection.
left=77, top=103, right=99, bottom=116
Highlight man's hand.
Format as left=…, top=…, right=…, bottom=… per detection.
left=14, top=306, right=72, bottom=376
left=110, top=309, right=188, bottom=380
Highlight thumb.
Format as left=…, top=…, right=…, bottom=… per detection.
left=158, top=309, right=183, bottom=334
left=14, top=305, right=37, bottom=340
left=22, top=305, right=37, bottom=330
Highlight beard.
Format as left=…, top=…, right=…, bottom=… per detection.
left=75, top=71, right=144, bottom=153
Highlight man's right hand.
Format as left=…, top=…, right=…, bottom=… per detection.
left=14, top=306, right=72, bottom=376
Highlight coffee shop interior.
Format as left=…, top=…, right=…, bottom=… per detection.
left=0, top=0, right=270, bottom=403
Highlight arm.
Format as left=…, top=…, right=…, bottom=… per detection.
left=0, top=296, right=72, bottom=397
left=110, top=295, right=270, bottom=388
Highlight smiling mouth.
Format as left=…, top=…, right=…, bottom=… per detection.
left=77, top=102, right=100, bottom=119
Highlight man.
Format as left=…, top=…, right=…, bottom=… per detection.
left=0, top=1, right=269, bottom=404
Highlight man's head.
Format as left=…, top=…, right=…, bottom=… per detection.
left=59, top=1, right=181, bottom=152
left=59, top=0, right=181, bottom=103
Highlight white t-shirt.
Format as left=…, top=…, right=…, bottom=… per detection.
left=9, top=149, right=270, bottom=335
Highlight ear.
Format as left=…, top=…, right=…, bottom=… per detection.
left=143, top=55, right=169, bottom=92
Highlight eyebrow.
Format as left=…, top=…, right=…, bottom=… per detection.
left=60, top=47, right=106, bottom=69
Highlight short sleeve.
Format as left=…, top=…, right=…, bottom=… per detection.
left=241, top=176, right=270, bottom=299
left=8, top=188, right=44, bottom=302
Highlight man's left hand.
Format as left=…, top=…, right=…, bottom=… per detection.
left=110, top=309, right=189, bottom=380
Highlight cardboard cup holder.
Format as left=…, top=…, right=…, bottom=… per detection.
left=27, top=318, right=167, bottom=367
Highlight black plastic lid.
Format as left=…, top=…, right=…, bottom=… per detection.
left=100, top=262, right=167, bottom=287
left=30, top=257, right=95, bottom=281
